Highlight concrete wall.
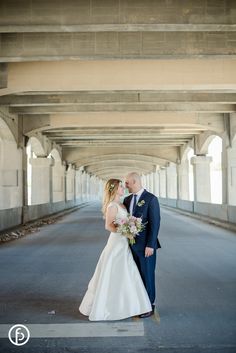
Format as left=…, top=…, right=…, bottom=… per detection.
left=159, top=197, right=236, bottom=225
left=0, top=207, right=22, bottom=231
left=0, top=199, right=86, bottom=231
left=23, top=199, right=82, bottom=224
left=0, top=129, right=23, bottom=210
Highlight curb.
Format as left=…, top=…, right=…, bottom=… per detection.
left=0, top=202, right=92, bottom=243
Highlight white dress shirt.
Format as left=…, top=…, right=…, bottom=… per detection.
left=130, top=188, right=144, bottom=215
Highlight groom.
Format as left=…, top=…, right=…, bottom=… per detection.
left=124, top=172, right=161, bottom=318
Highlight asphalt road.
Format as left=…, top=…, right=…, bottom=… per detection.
left=0, top=202, right=235, bottom=353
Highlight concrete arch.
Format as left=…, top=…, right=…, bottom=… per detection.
left=85, top=160, right=156, bottom=173
left=94, top=166, right=150, bottom=179
left=180, top=142, right=194, bottom=163
left=203, top=134, right=223, bottom=155
left=198, top=131, right=223, bottom=155
left=0, top=117, right=15, bottom=143
left=48, top=147, right=62, bottom=162
left=74, top=153, right=168, bottom=168
left=67, top=163, right=75, bottom=171
left=27, top=136, right=46, bottom=157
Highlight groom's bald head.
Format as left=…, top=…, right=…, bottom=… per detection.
left=125, top=172, right=142, bottom=193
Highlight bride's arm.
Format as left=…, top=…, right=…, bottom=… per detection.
left=105, top=205, right=118, bottom=232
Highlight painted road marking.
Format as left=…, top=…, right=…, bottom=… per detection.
left=0, top=322, right=144, bottom=338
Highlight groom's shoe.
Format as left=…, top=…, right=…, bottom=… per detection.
left=139, top=311, right=152, bottom=318
left=139, top=305, right=155, bottom=318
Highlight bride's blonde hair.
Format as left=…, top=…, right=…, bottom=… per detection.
left=102, top=178, right=122, bottom=217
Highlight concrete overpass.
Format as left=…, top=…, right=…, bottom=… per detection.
left=0, top=2, right=236, bottom=353
left=0, top=0, right=236, bottom=229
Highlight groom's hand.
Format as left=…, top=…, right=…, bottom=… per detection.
left=145, top=247, right=154, bottom=257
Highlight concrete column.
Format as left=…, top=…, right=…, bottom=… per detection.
left=81, top=171, right=87, bottom=200
left=91, top=176, right=96, bottom=200
left=151, top=172, right=156, bottom=195
left=94, top=176, right=99, bottom=200
left=51, top=158, right=65, bottom=203
left=75, top=170, right=79, bottom=200
left=0, top=140, right=23, bottom=210
left=66, top=164, right=75, bottom=201
left=22, top=145, right=28, bottom=210
left=99, top=178, right=103, bottom=200
left=92, top=175, right=96, bottom=199
left=75, top=169, right=83, bottom=201
left=227, top=141, right=236, bottom=205
left=96, top=177, right=101, bottom=199
left=30, top=157, right=52, bottom=205
left=90, top=175, right=94, bottom=200
left=191, top=155, right=212, bottom=203
left=149, top=173, right=154, bottom=193
left=166, top=162, right=177, bottom=199
left=159, top=168, right=167, bottom=198
left=221, top=136, right=229, bottom=204
left=86, top=174, right=91, bottom=200
left=141, top=174, right=146, bottom=189
left=99, top=179, right=104, bottom=200
left=145, top=174, right=150, bottom=191
left=153, top=170, right=160, bottom=196
left=178, top=159, right=190, bottom=200
left=49, top=158, right=54, bottom=203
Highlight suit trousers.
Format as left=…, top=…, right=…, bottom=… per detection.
left=130, top=247, right=157, bottom=305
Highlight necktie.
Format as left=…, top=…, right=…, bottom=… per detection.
left=132, top=194, right=137, bottom=215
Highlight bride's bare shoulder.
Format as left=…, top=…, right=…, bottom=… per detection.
left=107, top=202, right=119, bottom=213
left=107, top=201, right=117, bottom=208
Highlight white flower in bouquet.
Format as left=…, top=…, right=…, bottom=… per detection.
left=115, top=215, right=146, bottom=245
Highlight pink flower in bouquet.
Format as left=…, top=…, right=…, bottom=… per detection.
left=116, top=214, right=146, bottom=245
left=130, top=225, right=138, bottom=233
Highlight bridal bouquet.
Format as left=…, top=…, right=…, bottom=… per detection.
left=115, top=215, right=146, bottom=245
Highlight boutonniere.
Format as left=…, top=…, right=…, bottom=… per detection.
left=137, top=200, right=145, bottom=207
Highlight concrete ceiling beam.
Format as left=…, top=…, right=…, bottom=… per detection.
left=93, top=166, right=153, bottom=177
left=1, top=24, right=236, bottom=33
left=45, top=134, right=199, bottom=140
left=85, top=161, right=156, bottom=174
left=44, top=129, right=204, bottom=135
left=9, top=103, right=236, bottom=114
left=0, top=0, right=234, bottom=30
left=64, top=153, right=167, bottom=166
left=3, top=60, right=236, bottom=94
left=1, top=31, right=235, bottom=62
left=56, top=142, right=189, bottom=147
left=0, top=63, right=8, bottom=89
left=62, top=146, right=179, bottom=165
left=2, top=92, right=236, bottom=105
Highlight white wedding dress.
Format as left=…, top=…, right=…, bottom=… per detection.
left=79, top=202, right=152, bottom=321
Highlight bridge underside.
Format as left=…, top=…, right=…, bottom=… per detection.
left=0, top=0, right=236, bottom=230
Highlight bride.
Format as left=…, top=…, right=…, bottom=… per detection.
left=79, top=178, right=152, bottom=321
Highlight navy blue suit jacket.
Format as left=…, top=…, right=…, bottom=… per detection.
left=123, top=190, right=161, bottom=250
